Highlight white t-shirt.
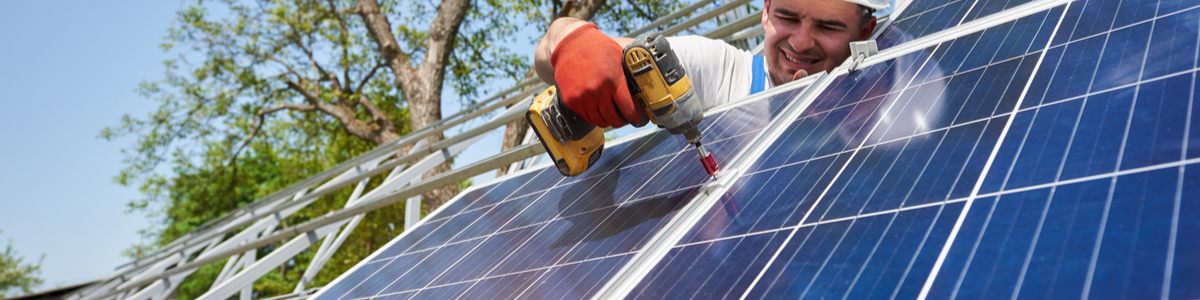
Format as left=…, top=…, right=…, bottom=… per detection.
left=665, top=36, right=767, bottom=110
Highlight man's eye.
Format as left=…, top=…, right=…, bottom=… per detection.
left=775, top=15, right=799, bottom=23
left=819, top=24, right=844, bottom=32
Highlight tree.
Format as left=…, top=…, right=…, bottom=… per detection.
left=0, top=236, right=42, bottom=298
left=107, top=0, right=686, bottom=298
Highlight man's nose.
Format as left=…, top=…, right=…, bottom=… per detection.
left=787, top=23, right=817, bottom=54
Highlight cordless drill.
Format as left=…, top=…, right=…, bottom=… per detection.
left=527, top=32, right=718, bottom=177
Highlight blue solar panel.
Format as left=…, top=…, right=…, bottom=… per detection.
left=880, top=0, right=975, bottom=48
left=314, top=87, right=799, bottom=299
left=627, top=2, right=1197, bottom=297
left=319, top=1, right=1200, bottom=299
left=926, top=1, right=1200, bottom=299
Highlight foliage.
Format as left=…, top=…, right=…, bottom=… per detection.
left=107, top=0, right=688, bottom=298
left=0, top=236, right=42, bottom=298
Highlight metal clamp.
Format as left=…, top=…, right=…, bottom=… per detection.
left=847, top=40, right=879, bottom=72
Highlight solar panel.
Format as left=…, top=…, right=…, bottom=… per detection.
left=317, top=0, right=1199, bottom=298
left=926, top=1, right=1199, bottom=298
left=313, top=86, right=801, bottom=299
left=626, top=6, right=1062, bottom=298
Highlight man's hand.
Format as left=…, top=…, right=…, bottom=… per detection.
left=548, top=23, right=645, bottom=128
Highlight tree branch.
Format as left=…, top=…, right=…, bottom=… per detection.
left=356, top=0, right=417, bottom=86
left=228, top=101, right=316, bottom=166
left=357, top=94, right=391, bottom=126
left=355, top=61, right=384, bottom=93
left=266, top=56, right=303, bottom=82
left=326, top=0, right=354, bottom=93
left=624, top=0, right=655, bottom=22
left=284, top=20, right=342, bottom=92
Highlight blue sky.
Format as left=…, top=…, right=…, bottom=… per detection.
left=0, top=0, right=532, bottom=293
left=0, top=0, right=180, bottom=291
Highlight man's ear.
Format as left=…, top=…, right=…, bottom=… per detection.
left=859, top=16, right=877, bottom=40
left=762, top=0, right=771, bottom=25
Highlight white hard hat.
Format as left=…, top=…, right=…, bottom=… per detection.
left=844, top=0, right=889, bottom=11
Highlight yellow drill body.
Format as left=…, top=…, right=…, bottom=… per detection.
left=527, top=32, right=717, bottom=177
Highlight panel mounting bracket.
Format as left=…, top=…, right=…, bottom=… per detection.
left=847, top=40, right=878, bottom=72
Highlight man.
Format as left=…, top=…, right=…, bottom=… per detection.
left=533, top=0, right=888, bottom=128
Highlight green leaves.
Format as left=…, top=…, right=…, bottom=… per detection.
left=0, top=235, right=42, bottom=298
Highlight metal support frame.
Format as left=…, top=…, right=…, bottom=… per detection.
left=70, top=1, right=783, bottom=298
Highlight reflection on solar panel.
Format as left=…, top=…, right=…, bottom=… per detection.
left=316, top=0, right=1199, bottom=299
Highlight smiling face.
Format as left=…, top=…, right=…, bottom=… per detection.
left=761, top=0, right=875, bottom=85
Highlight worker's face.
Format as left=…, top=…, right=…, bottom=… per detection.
left=762, top=0, right=875, bottom=85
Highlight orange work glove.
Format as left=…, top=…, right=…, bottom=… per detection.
left=551, top=23, right=646, bottom=128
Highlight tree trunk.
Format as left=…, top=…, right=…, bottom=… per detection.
left=358, top=0, right=469, bottom=210
left=497, top=0, right=608, bottom=176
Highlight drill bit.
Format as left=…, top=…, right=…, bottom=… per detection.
left=695, top=142, right=718, bottom=177
left=684, top=129, right=719, bottom=177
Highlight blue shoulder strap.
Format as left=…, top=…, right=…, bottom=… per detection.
left=750, top=55, right=766, bottom=94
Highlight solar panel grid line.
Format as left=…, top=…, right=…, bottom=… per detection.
left=870, top=205, right=959, bottom=299
left=351, top=200, right=548, bottom=296
left=1006, top=104, right=1092, bottom=297
left=361, top=250, right=630, bottom=300
left=500, top=106, right=794, bottom=298
left=1047, top=3, right=1200, bottom=52
left=483, top=147, right=708, bottom=298
left=1104, top=4, right=1190, bottom=297
left=741, top=20, right=960, bottom=297
left=956, top=100, right=1079, bottom=297
left=704, top=72, right=825, bottom=116
left=332, top=169, right=557, bottom=295
left=361, top=172, right=546, bottom=260
left=355, top=107, right=768, bottom=297
left=914, top=2, right=1072, bottom=298
left=788, top=131, right=970, bottom=297
left=1007, top=1, right=1159, bottom=294
left=926, top=4, right=1200, bottom=299
left=1078, top=2, right=1161, bottom=298
left=687, top=234, right=786, bottom=299
left=864, top=0, right=1069, bottom=70
left=1163, top=165, right=1185, bottom=297
left=817, top=72, right=1019, bottom=219
left=369, top=178, right=585, bottom=296
left=745, top=62, right=934, bottom=299
left=397, top=180, right=706, bottom=260
left=419, top=145, right=690, bottom=226
left=593, top=73, right=837, bottom=300
left=792, top=205, right=904, bottom=299
left=321, top=171, right=558, bottom=300
left=973, top=154, right=1200, bottom=204
left=880, top=206, right=957, bottom=299
left=1169, top=29, right=1200, bottom=298
left=628, top=2, right=1089, bottom=297
left=368, top=196, right=547, bottom=262
left=619, top=2, right=1070, bottom=297
left=1017, top=68, right=1199, bottom=122
left=628, top=80, right=1200, bottom=297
